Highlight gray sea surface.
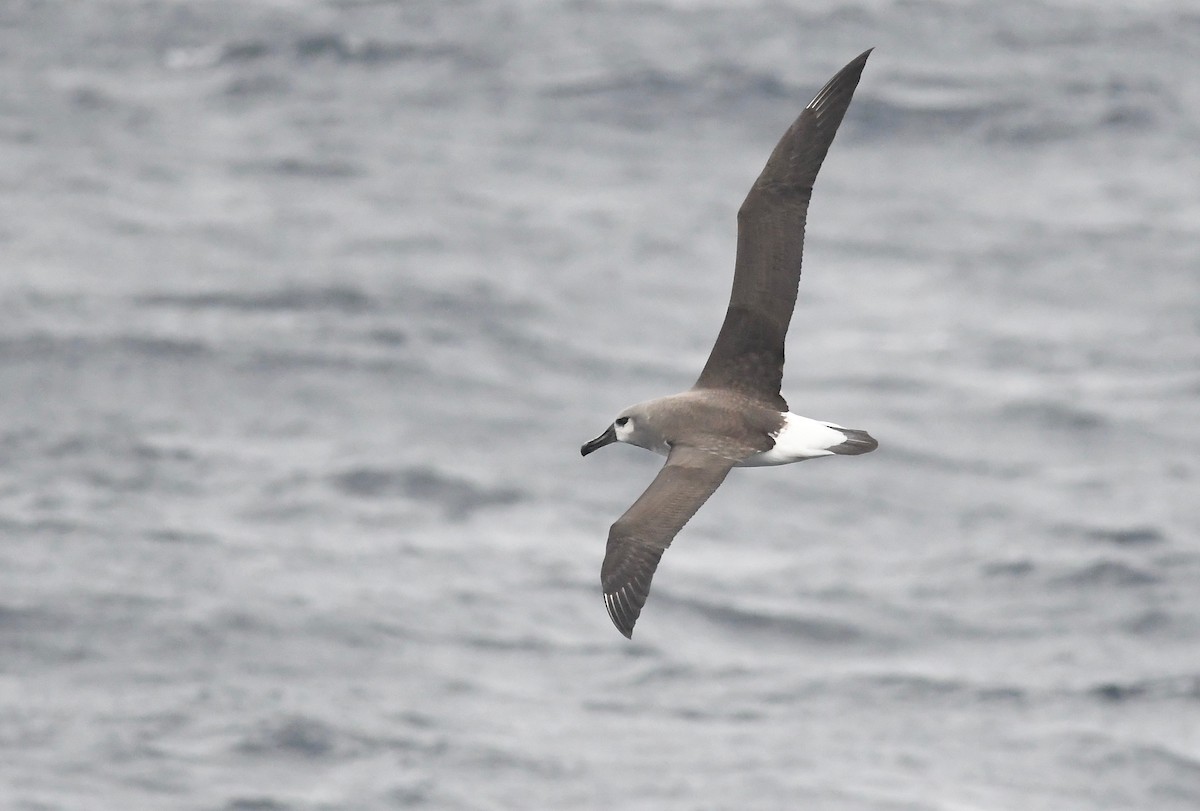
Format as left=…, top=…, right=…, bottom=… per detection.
left=2, top=0, right=1199, bottom=809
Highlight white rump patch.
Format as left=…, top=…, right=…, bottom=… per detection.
left=738, top=413, right=849, bottom=467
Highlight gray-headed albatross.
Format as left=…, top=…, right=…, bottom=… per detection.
left=581, top=49, right=879, bottom=638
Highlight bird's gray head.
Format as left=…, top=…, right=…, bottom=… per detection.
left=580, top=406, right=657, bottom=456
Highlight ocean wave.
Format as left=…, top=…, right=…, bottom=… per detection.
left=229, top=156, right=362, bottom=179
left=1051, top=559, right=1161, bottom=588
left=853, top=92, right=1002, bottom=139
left=997, top=398, right=1107, bottom=431
left=137, top=285, right=374, bottom=314
left=675, top=595, right=877, bottom=645
left=0, top=334, right=212, bottom=362
left=1054, top=523, right=1167, bottom=546
left=1066, top=733, right=1200, bottom=786
left=222, top=797, right=291, bottom=811
left=234, top=714, right=342, bottom=759
left=755, top=671, right=1027, bottom=708
left=1087, top=674, right=1200, bottom=704
left=848, top=671, right=1026, bottom=703
left=165, top=33, right=465, bottom=71
left=330, top=464, right=525, bottom=519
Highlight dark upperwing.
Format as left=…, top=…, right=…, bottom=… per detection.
left=600, top=446, right=735, bottom=637
left=692, top=49, right=873, bottom=411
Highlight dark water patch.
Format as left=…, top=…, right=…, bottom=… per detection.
left=138, top=285, right=374, bottom=314
left=854, top=68, right=1177, bottom=146
left=545, top=68, right=690, bottom=104
left=878, top=445, right=1033, bottom=479
left=461, top=633, right=551, bottom=653
left=1087, top=526, right=1165, bottom=546
left=0, top=603, right=59, bottom=634
left=131, top=442, right=198, bottom=463
left=1121, top=609, right=1176, bottom=635
left=978, top=685, right=1028, bottom=702
left=760, top=673, right=1025, bottom=707
left=853, top=93, right=1001, bottom=140
left=239, top=349, right=409, bottom=375
left=1088, top=675, right=1200, bottom=704
left=402, top=281, right=540, bottom=325
left=543, top=67, right=733, bottom=130
left=19, top=430, right=206, bottom=499
left=164, top=41, right=270, bottom=70
left=0, top=427, right=36, bottom=452
left=668, top=703, right=764, bottom=723
left=224, top=798, right=293, bottom=811
left=1091, top=681, right=1149, bottom=703
left=385, top=781, right=435, bottom=807
left=341, top=234, right=446, bottom=257
left=544, top=59, right=807, bottom=123
left=981, top=558, right=1036, bottom=578
left=203, top=610, right=279, bottom=640
left=1075, top=737, right=1200, bottom=787
left=700, top=62, right=793, bottom=105
left=143, top=527, right=217, bottom=545
left=294, top=33, right=458, bottom=65
left=0, top=604, right=90, bottom=665
left=543, top=57, right=887, bottom=134
left=220, top=41, right=272, bottom=64
left=463, top=740, right=580, bottom=780
left=0, top=334, right=208, bottom=364
left=0, top=515, right=89, bottom=538
left=985, top=100, right=1170, bottom=145
left=231, top=156, right=361, bottom=179
left=626, top=662, right=699, bottom=688
left=841, top=373, right=929, bottom=394
left=47, top=432, right=115, bottom=459
left=1056, top=75, right=1170, bottom=133
left=224, top=72, right=293, bottom=99
left=678, top=597, right=872, bottom=645
left=167, top=34, right=463, bottom=71
left=236, top=715, right=338, bottom=759
left=857, top=673, right=1028, bottom=705
left=367, top=327, right=408, bottom=346
left=56, top=441, right=204, bottom=496
left=998, top=398, right=1106, bottom=431
left=1052, top=521, right=1168, bottom=547
left=330, top=465, right=524, bottom=519
left=1052, top=560, right=1161, bottom=588
left=583, top=698, right=640, bottom=715
left=67, top=83, right=155, bottom=134
left=394, top=710, right=437, bottom=731
left=118, top=336, right=212, bottom=359
left=70, top=84, right=121, bottom=112
left=852, top=673, right=973, bottom=701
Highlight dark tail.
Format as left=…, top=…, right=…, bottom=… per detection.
left=829, top=428, right=878, bottom=456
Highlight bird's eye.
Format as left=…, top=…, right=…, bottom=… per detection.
left=615, top=417, right=629, bottom=427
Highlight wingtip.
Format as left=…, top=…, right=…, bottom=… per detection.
left=850, top=47, right=875, bottom=66
left=604, top=588, right=639, bottom=639
left=804, top=48, right=874, bottom=117
left=846, top=47, right=875, bottom=74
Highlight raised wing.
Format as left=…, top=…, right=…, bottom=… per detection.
left=693, top=49, right=872, bottom=409
left=600, top=446, right=734, bottom=638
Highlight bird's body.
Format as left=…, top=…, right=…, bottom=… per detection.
left=597, top=390, right=875, bottom=467
left=581, top=49, right=878, bottom=638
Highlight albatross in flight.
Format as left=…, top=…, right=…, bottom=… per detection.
left=580, top=49, right=878, bottom=638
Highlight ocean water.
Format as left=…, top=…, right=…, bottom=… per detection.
left=2, top=0, right=1199, bottom=808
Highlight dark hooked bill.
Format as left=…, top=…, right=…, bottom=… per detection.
left=580, top=424, right=617, bottom=456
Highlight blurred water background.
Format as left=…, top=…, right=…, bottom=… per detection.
left=2, top=0, right=1199, bottom=809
